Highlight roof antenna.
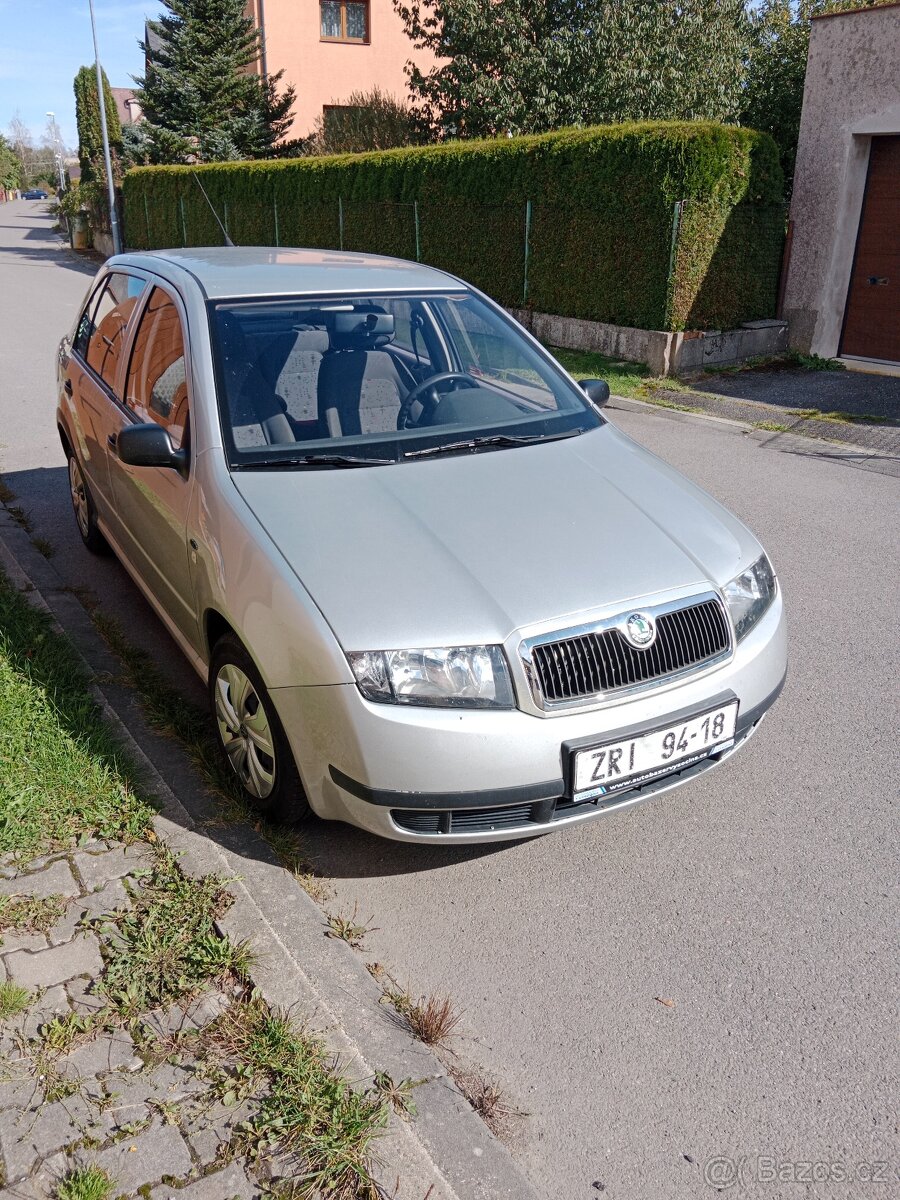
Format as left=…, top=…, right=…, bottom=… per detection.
left=191, top=171, right=235, bottom=247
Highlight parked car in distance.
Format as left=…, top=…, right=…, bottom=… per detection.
left=57, top=247, right=786, bottom=843
left=22, top=189, right=49, bottom=200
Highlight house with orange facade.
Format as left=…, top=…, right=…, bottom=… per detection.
left=246, top=0, right=438, bottom=139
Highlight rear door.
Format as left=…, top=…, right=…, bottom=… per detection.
left=107, top=283, right=199, bottom=650
left=65, top=272, right=147, bottom=516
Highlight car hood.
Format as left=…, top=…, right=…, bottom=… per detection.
left=231, top=424, right=762, bottom=650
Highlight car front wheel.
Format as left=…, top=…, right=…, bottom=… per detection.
left=67, top=451, right=108, bottom=554
left=209, top=634, right=311, bottom=824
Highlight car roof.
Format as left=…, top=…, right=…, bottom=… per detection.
left=110, top=246, right=466, bottom=299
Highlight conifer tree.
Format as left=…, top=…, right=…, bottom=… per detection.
left=134, top=0, right=295, bottom=163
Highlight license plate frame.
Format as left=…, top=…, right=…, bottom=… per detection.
left=568, top=699, right=739, bottom=804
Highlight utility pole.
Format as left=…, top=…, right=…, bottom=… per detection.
left=88, top=0, right=122, bottom=254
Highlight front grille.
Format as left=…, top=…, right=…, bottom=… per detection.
left=530, top=598, right=730, bottom=705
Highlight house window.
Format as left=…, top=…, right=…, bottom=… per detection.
left=320, top=0, right=369, bottom=43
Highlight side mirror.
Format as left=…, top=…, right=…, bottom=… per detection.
left=117, top=423, right=188, bottom=477
left=580, top=378, right=610, bottom=407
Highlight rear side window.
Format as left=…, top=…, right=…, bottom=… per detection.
left=83, top=273, right=144, bottom=390
left=125, top=287, right=189, bottom=450
left=72, top=280, right=106, bottom=358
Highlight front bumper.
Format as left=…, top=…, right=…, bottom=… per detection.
left=273, top=589, right=786, bottom=844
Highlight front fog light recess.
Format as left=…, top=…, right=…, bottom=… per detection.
left=348, top=646, right=514, bottom=708
left=723, top=554, right=776, bottom=641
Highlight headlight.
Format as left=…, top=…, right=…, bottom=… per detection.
left=723, top=554, right=776, bottom=641
left=347, top=646, right=515, bottom=708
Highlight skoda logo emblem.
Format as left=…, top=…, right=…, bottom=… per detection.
left=624, top=612, right=655, bottom=648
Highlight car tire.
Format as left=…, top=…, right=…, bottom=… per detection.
left=67, top=451, right=109, bottom=555
left=209, top=634, right=311, bottom=824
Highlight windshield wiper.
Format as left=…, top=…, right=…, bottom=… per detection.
left=403, top=427, right=584, bottom=460
left=236, top=453, right=394, bottom=470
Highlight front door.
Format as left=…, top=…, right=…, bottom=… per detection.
left=840, top=136, right=900, bottom=363
left=108, top=284, right=199, bottom=650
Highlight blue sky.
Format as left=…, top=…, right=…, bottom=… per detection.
left=0, top=1, right=165, bottom=150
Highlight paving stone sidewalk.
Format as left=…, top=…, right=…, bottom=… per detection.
left=0, top=843, right=270, bottom=1199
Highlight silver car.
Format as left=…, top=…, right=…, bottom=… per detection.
left=57, top=247, right=786, bottom=843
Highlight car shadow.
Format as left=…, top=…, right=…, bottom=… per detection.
left=0, top=464, right=513, bottom=882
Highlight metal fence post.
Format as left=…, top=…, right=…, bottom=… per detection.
left=143, top=193, right=150, bottom=247
left=273, top=197, right=280, bottom=247
left=338, top=197, right=344, bottom=251
left=523, top=199, right=533, bottom=305
left=414, top=200, right=421, bottom=262
left=664, top=199, right=685, bottom=331
left=223, top=200, right=229, bottom=243
left=179, top=195, right=187, bottom=247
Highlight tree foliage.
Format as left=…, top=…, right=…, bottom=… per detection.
left=134, top=0, right=295, bottom=163
left=311, top=88, right=424, bottom=155
left=393, top=0, right=750, bottom=138
left=74, top=65, right=123, bottom=185
left=740, top=0, right=887, bottom=191
left=0, top=134, right=20, bottom=190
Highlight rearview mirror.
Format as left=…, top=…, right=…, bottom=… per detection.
left=580, top=378, right=610, bottom=407
left=117, top=423, right=188, bottom=477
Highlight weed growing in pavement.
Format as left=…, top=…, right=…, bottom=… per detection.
left=55, top=1165, right=114, bottom=1200
left=371, top=1071, right=421, bottom=1118
left=32, top=537, right=54, bottom=559
left=0, top=478, right=16, bottom=505
left=0, top=980, right=31, bottom=1020
left=40, top=1010, right=102, bottom=1054
left=784, top=349, right=844, bottom=371
left=448, top=1068, right=522, bottom=1138
left=199, top=995, right=389, bottom=1198
left=325, top=905, right=377, bottom=949
left=382, top=987, right=463, bottom=1047
left=89, top=849, right=253, bottom=1018
left=754, top=421, right=791, bottom=433
left=0, top=894, right=66, bottom=939
left=7, top=505, right=32, bottom=533
left=0, top=573, right=152, bottom=859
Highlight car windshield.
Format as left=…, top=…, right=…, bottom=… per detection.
left=210, top=292, right=602, bottom=467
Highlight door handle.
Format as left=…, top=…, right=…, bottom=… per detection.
left=867, top=276, right=888, bottom=286
left=63, top=379, right=73, bottom=395
left=107, top=432, right=118, bottom=449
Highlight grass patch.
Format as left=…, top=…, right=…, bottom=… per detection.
left=89, top=849, right=251, bottom=1018
left=788, top=407, right=890, bottom=425
left=0, top=980, right=31, bottom=1020
left=0, top=573, right=152, bottom=860
left=202, top=996, right=388, bottom=1198
left=0, top=894, right=66, bottom=939
left=543, top=345, right=649, bottom=399
left=56, top=1166, right=114, bottom=1200
left=784, top=349, right=844, bottom=371
left=753, top=421, right=790, bottom=433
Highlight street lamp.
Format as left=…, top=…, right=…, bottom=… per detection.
left=87, top=0, right=122, bottom=254
left=45, top=112, right=66, bottom=195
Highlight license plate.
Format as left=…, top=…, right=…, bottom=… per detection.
left=572, top=701, right=738, bottom=801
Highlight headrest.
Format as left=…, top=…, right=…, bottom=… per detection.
left=328, top=310, right=395, bottom=351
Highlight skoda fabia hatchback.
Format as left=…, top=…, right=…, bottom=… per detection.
left=57, top=248, right=786, bottom=843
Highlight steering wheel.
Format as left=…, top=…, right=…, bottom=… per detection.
left=397, top=371, right=479, bottom=430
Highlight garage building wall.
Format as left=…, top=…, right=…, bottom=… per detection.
left=781, top=4, right=900, bottom=359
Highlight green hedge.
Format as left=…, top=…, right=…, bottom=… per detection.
left=122, top=121, right=784, bottom=332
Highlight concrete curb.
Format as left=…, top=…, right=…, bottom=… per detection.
left=0, top=508, right=539, bottom=1200
left=608, top=393, right=900, bottom=463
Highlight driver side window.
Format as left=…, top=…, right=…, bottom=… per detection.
left=125, top=288, right=190, bottom=450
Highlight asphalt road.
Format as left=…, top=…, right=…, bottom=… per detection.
left=1, top=201, right=898, bottom=1199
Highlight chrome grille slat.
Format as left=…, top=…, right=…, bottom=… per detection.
left=529, top=597, right=731, bottom=706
